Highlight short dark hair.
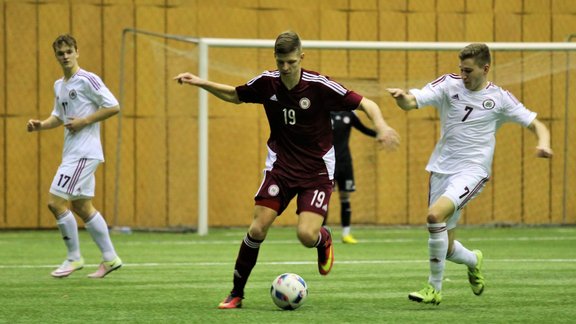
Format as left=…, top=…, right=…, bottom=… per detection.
left=274, top=31, right=301, bottom=55
left=459, top=43, right=491, bottom=67
left=52, top=34, right=77, bottom=52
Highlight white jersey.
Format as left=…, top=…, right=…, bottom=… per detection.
left=52, top=69, right=119, bottom=163
left=411, top=73, right=536, bottom=176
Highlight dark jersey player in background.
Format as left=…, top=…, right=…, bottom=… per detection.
left=174, top=30, right=400, bottom=309
left=330, top=111, right=377, bottom=244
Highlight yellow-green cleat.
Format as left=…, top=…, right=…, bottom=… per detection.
left=468, top=250, right=485, bottom=296
left=408, top=284, right=442, bottom=305
left=88, top=256, right=123, bottom=278
left=342, top=234, right=358, bottom=244
left=51, top=258, right=85, bottom=278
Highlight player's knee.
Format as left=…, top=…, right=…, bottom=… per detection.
left=426, top=211, right=441, bottom=224
left=296, top=228, right=316, bottom=247
left=248, top=224, right=269, bottom=240
left=47, top=201, right=66, bottom=218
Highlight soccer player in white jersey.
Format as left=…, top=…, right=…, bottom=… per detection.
left=175, top=31, right=400, bottom=309
left=27, top=34, right=123, bottom=278
left=387, top=43, right=553, bottom=305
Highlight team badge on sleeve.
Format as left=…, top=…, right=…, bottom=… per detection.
left=482, top=99, right=495, bottom=110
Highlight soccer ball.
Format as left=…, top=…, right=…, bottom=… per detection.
left=270, top=273, right=308, bottom=310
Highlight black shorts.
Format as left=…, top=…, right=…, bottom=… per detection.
left=334, top=162, right=355, bottom=192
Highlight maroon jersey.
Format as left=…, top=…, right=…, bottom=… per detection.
left=236, top=69, right=363, bottom=182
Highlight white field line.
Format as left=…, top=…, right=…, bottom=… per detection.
left=117, top=236, right=576, bottom=245
left=1, top=258, right=575, bottom=269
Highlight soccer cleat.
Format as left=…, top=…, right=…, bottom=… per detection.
left=468, top=249, right=485, bottom=296
left=408, top=284, right=442, bottom=305
left=51, top=258, right=85, bottom=278
left=317, top=226, right=334, bottom=275
left=87, top=256, right=123, bottom=278
left=342, top=234, right=358, bottom=244
left=218, top=294, right=243, bottom=309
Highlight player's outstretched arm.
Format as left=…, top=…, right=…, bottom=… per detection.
left=527, top=118, right=553, bottom=158
left=357, top=97, right=400, bottom=151
left=386, top=88, right=418, bottom=110
left=174, top=72, right=241, bottom=104
left=26, top=115, right=62, bottom=132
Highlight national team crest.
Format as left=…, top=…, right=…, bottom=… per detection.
left=482, top=99, right=495, bottom=110
left=268, top=184, right=280, bottom=196
left=299, top=97, right=311, bottom=109
left=69, top=89, right=77, bottom=100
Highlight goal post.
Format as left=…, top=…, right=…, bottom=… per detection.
left=116, top=29, right=576, bottom=235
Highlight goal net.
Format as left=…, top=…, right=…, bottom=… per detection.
left=115, top=29, right=576, bottom=234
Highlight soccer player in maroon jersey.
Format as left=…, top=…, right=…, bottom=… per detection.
left=174, top=31, right=400, bottom=309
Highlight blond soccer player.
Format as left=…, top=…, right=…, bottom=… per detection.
left=387, top=43, right=552, bottom=305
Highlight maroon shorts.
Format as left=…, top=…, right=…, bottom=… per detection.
left=254, top=170, right=334, bottom=217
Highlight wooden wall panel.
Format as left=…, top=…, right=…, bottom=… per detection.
left=494, top=0, right=522, bottom=13
left=551, top=15, right=576, bottom=224
left=377, top=11, right=408, bottom=224
left=492, top=13, right=523, bottom=224
left=525, top=0, right=550, bottom=13
left=437, top=0, right=464, bottom=12
left=466, top=0, right=493, bottom=12
left=134, top=2, right=168, bottom=227
left=101, top=1, right=135, bottom=227
left=165, top=1, right=200, bottom=227
left=522, top=14, right=553, bottom=224
left=349, top=11, right=378, bottom=80
left=108, top=2, right=137, bottom=227
left=551, top=0, right=575, bottom=13
left=319, top=10, right=348, bottom=79
left=6, top=2, right=38, bottom=228
left=465, top=13, right=494, bottom=41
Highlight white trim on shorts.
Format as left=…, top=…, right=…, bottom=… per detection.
left=429, top=170, right=489, bottom=230
left=49, top=158, right=101, bottom=201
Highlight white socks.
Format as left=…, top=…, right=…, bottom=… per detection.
left=56, top=210, right=81, bottom=260
left=85, top=212, right=118, bottom=261
left=427, top=223, right=448, bottom=291
left=342, top=226, right=351, bottom=237
left=447, top=240, right=477, bottom=268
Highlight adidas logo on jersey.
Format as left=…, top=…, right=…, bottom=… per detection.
left=270, top=94, right=278, bottom=101
left=451, top=94, right=460, bottom=100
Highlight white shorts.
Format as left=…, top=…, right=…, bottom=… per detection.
left=429, top=171, right=489, bottom=230
left=49, top=158, right=101, bottom=201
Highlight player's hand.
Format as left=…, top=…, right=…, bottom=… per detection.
left=536, top=146, right=553, bottom=158
left=174, top=72, right=202, bottom=86
left=27, top=119, right=42, bottom=132
left=386, top=88, right=407, bottom=99
left=376, top=126, right=400, bottom=151
left=64, top=116, right=88, bottom=133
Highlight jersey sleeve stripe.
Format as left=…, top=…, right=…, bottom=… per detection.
left=302, top=72, right=347, bottom=96
left=246, top=70, right=279, bottom=86
left=430, top=73, right=461, bottom=87
left=76, top=71, right=102, bottom=91
left=430, top=75, right=447, bottom=86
